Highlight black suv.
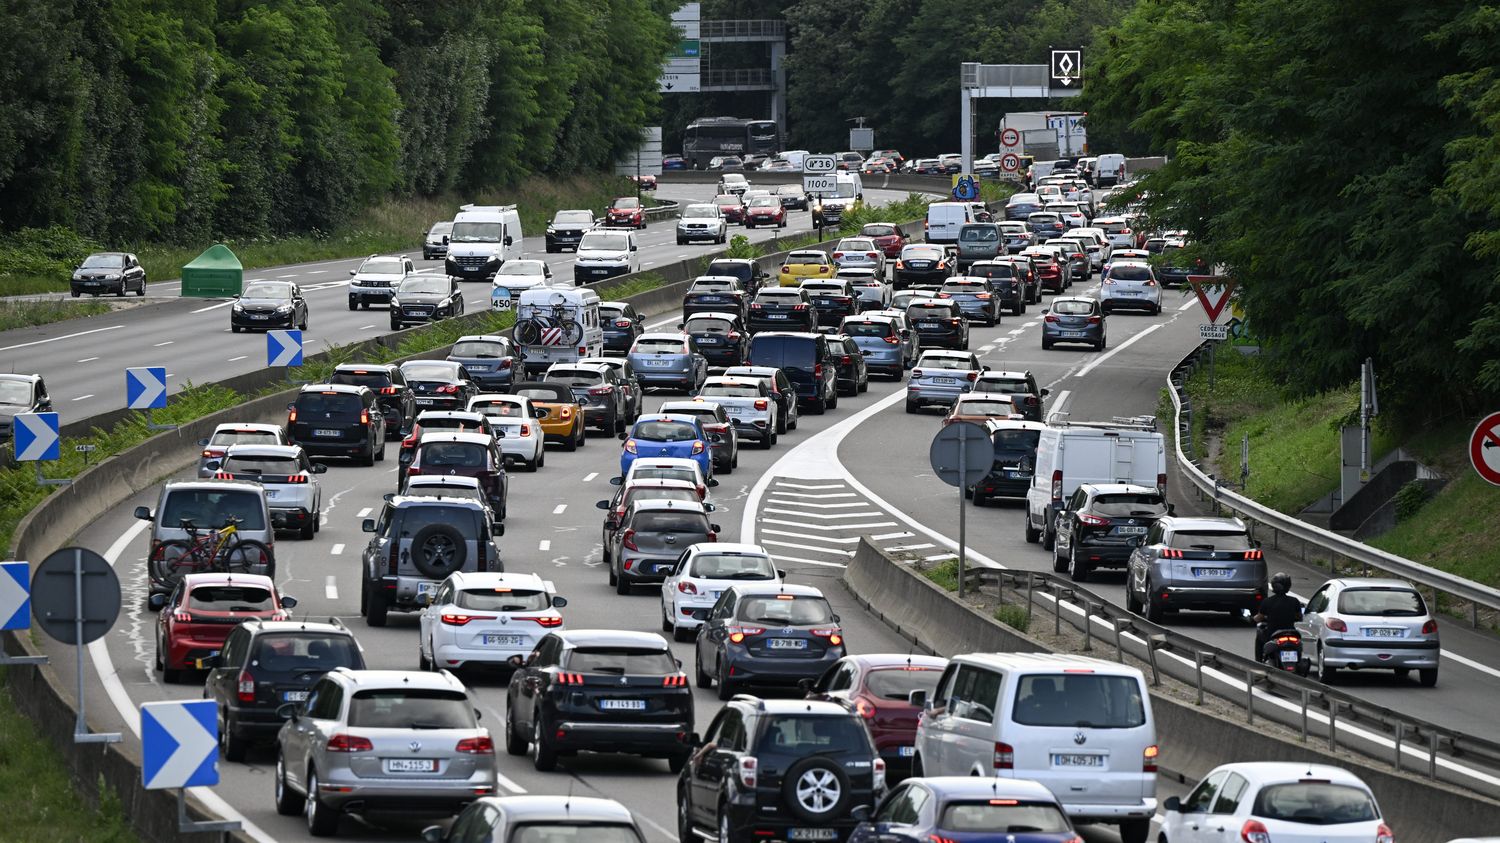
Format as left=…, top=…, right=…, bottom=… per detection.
left=359, top=495, right=503, bottom=626
left=904, top=299, right=969, bottom=351
left=694, top=583, right=845, bottom=700
left=678, top=696, right=885, bottom=843
left=329, top=364, right=415, bottom=437
left=975, top=369, right=1048, bottom=421
left=504, top=629, right=694, bottom=772
left=1053, top=483, right=1170, bottom=582
left=201, top=619, right=364, bottom=761
left=748, top=289, right=816, bottom=333
left=285, top=384, right=386, bottom=465
left=747, top=332, right=839, bottom=414
left=966, top=260, right=1026, bottom=315
left=706, top=258, right=771, bottom=297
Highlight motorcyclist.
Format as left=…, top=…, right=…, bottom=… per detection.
left=1254, top=572, right=1303, bottom=662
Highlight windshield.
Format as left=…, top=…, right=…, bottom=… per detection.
left=451, top=341, right=509, bottom=359
left=221, top=455, right=299, bottom=475
left=450, top=221, right=503, bottom=242
left=1167, top=530, right=1253, bottom=551
left=1093, top=493, right=1167, bottom=517
left=612, top=197, right=641, bottom=209
left=580, top=234, right=628, bottom=251
left=81, top=254, right=125, bottom=268
left=553, top=211, right=593, bottom=225
left=498, top=261, right=545, bottom=276
left=684, top=206, right=718, bottom=218
left=939, top=803, right=1071, bottom=834
left=633, top=421, right=699, bottom=442
left=348, top=689, right=474, bottom=729
left=753, top=715, right=869, bottom=755
left=403, top=362, right=459, bottom=381
left=242, top=283, right=291, bottom=299
left=427, top=222, right=453, bottom=236
left=359, top=257, right=405, bottom=275
left=777, top=185, right=804, bottom=195
left=1251, top=783, right=1379, bottom=825
left=0, top=382, right=32, bottom=405
left=457, top=587, right=550, bottom=612
left=865, top=667, right=942, bottom=701
left=510, top=824, right=644, bottom=843
left=1338, top=588, right=1426, bottom=617
left=398, top=278, right=446, bottom=295
left=188, top=585, right=273, bottom=611
left=1012, top=674, right=1146, bottom=728
left=565, top=647, right=677, bottom=674
left=738, top=595, right=834, bottom=625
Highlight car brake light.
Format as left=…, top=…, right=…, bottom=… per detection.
left=1376, top=823, right=1394, bottom=843
left=883, top=335, right=900, bottom=345
left=287, top=408, right=297, bottom=423
left=379, top=386, right=398, bottom=395
left=1051, top=470, right=1063, bottom=502
left=519, top=424, right=531, bottom=437
left=214, top=471, right=234, bottom=480
left=173, top=610, right=193, bottom=624
left=1162, top=548, right=1184, bottom=558
left=753, top=399, right=768, bottom=410
left=912, top=368, right=923, bottom=378
left=441, top=613, right=497, bottom=626
left=614, top=319, right=632, bottom=328
left=327, top=734, right=374, bottom=752
left=588, top=386, right=612, bottom=395
left=556, top=672, right=586, bottom=685
left=949, top=318, right=963, bottom=326
left=993, top=741, right=1014, bottom=769
left=201, top=448, right=225, bottom=459
left=841, top=355, right=852, bottom=364
left=455, top=736, right=494, bottom=754
left=866, top=252, right=878, bottom=259
left=1244, top=549, right=1264, bottom=560
left=1327, top=618, right=1348, bottom=632
left=360, top=409, right=370, bottom=425
left=518, top=616, right=564, bottom=627
left=737, top=756, right=758, bottom=788
left=966, top=371, right=979, bottom=382
left=728, top=626, right=763, bottom=643
left=1143, top=744, right=1159, bottom=772
left=405, top=467, right=422, bottom=478
left=677, top=581, right=699, bottom=594
left=1157, top=472, right=1167, bottom=494
left=975, top=293, right=992, bottom=299
left=1422, top=619, right=1438, bottom=634
left=691, top=441, right=704, bottom=455
left=1078, top=512, right=1109, bottom=526
left=622, top=530, right=638, bottom=551
left=937, top=292, right=951, bottom=298
left=237, top=671, right=255, bottom=703
left=853, top=697, right=875, bottom=719
left=832, top=252, right=844, bottom=260
left=1087, top=316, right=1101, bottom=324
left=437, top=385, right=460, bottom=394
left=663, top=674, right=688, bottom=687
left=1240, top=819, right=1270, bottom=843
left=287, top=473, right=310, bottom=484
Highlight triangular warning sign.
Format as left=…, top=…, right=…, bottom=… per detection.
left=1188, top=274, right=1237, bottom=323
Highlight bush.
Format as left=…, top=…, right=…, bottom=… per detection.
left=722, top=235, right=758, bottom=260
left=994, top=604, right=1030, bottom=632
left=1394, top=480, right=1432, bottom=522
left=0, top=226, right=103, bottom=287
left=921, top=558, right=960, bottom=591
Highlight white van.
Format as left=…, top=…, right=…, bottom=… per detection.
left=926, top=201, right=976, bottom=245
left=1025, top=417, right=1166, bottom=548
left=912, top=653, right=1158, bottom=843
left=445, top=204, right=524, bottom=282
left=781, top=150, right=810, bottom=170
left=1095, top=154, right=1127, bottom=187
left=514, top=287, right=604, bottom=377
left=811, top=172, right=865, bottom=228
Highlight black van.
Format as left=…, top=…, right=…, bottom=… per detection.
left=746, top=332, right=840, bottom=414
left=285, top=384, right=386, bottom=465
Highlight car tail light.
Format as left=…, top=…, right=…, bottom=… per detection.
left=728, top=331, right=742, bottom=340
left=663, top=674, right=688, bottom=687
left=866, top=252, right=879, bottom=259
left=518, top=615, right=563, bottom=627
left=1054, top=223, right=1063, bottom=229
left=287, top=408, right=298, bottom=423
left=1143, top=279, right=1157, bottom=286
left=841, top=355, right=852, bottom=364
left=966, top=371, right=979, bottom=382
left=1327, top=618, right=1348, bottom=632
left=441, top=613, right=496, bottom=626
left=402, top=430, right=419, bottom=447
left=173, top=610, right=193, bottom=624
left=360, top=409, right=370, bottom=425
left=1376, top=823, right=1394, bottom=843
left=728, top=626, right=763, bottom=643
left=327, top=734, right=374, bottom=753
left=813, top=363, right=824, bottom=379
left=912, top=368, right=925, bottom=378
left=883, top=336, right=900, bottom=345
left=614, top=319, right=632, bottom=328
left=379, top=386, right=398, bottom=395
left=588, top=386, right=612, bottom=395
left=556, top=672, right=586, bottom=685
left=975, top=293, right=992, bottom=299
left=691, top=441, right=704, bottom=455
left=1051, top=470, right=1063, bottom=502
left=1143, top=744, right=1159, bottom=772
left=1162, top=548, right=1184, bottom=558
left=872, top=756, right=886, bottom=789
left=405, top=467, right=422, bottom=478
left=677, top=581, right=699, bottom=594
left=949, top=318, right=963, bottom=326
left=1157, top=472, right=1168, bottom=494
left=793, top=303, right=810, bottom=310
left=1078, top=512, right=1109, bottom=526
left=1244, top=549, right=1264, bottom=560
left=737, top=756, right=758, bottom=788
left=780, top=265, right=790, bottom=273
left=993, top=742, right=1014, bottom=770
left=818, top=266, right=830, bottom=274
left=753, top=399, right=767, bottom=410
left=455, top=736, right=494, bottom=754
left=1240, top=819, right=1271, bottom=843
left=937, top=292, right=951, bottom=299
left=1421, top=619, right=1438, bottom=634
left=201, top=448, right=225, bottom=459
left=622, top=530, right=638, bottom=551
left=286, top=473, right=309, bottom=484
left=214, top=471, right=235, bottom=480
left=237, top=671, right=255, bottom=703
left=1087, top=316, right=1101, bottom=324
left=519, top=424, right=531, bottom=437
left=832, top=252, right=844, bottom=260
left=811, top=628, right=843, bottom=645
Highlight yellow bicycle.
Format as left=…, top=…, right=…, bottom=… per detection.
left=147, top=516, right=274, bottom=587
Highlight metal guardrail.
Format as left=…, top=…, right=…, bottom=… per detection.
left=956, top=565, right=1500, bottom=798
left=1167, top=341, right=1500, bottom=626
left=642, top=199, right=679, bottom=221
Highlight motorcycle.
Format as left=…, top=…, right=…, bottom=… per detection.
left=1256, top=623, right=1305, bottom=674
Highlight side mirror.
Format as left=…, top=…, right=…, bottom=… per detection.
left=617, top=432, right=628, bottom=441
left=705, top=503, right=717, bottom=512
left=595, top=500, right=611, bottom=510
left=1040, top=308, right=1050, bottom=315
left=533, top=407, right=546, bottom=418
left=474, top=708, right=483, bottom=721
left=1167, top=503, right=1176, bottom=515
left=148, top=593, right=168, bottom=611
left=362, top=518, right=377, bottom=533
left=348, top=270, right=357, bottom=277
left=1129, top=536, right=1145, bottom=548
left=287, top=402, right=297, bottom=411
left=609, top=476, right=623, bottom=486
left=851, top=806, right=872, bottom=824
left=1163, top=796, right=1181, bottom=813
left=204, top=460, right=221, bottom=472
left=777, top=568, right=788, bottom=579
left=494, top=524, right=505, bottom=536
left=689, top=731, right=703, bottom=747
left=552, top=596, right=568, bottom=608
left=832, top=613, right=841, bottom=623
left=504, top=236, right=514, bottom=247
left=197, top=437, right=210, bottom=447
left=711, top=524, right=723, bottom=533
left=442, top=236, right=450, bottom=245
left=1254, top=539, right=1263, bottom=549
left=797, top=677, right=815, bottom=693
left=907, top=689, right=928, bottom=708
left=677, top=322, right=685, bottom=329
left=1041, top=387, right=1051, bottom=396
left=277, top=703, right=300, bottom=720
left=708, top=478, right=720, bottom=487
left=506, top=654, right=525, bottom=668
left=134, top=506, right=154, bottom=522
left=280, top=595, right=298, bottom=609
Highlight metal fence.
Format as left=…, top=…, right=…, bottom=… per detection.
left=702, top=68, right=774, bottom=89
left=700, top=20, right=785, bottom=40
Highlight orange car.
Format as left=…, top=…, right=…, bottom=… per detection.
left=510, top=382, right=586, bottom=450
left=943, top=392, right=1023, bottom=427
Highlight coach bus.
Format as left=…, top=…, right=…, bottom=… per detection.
left=681, top=117, right=780, bottom=168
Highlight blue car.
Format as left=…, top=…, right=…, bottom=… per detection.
left=850, top=777, right=1080, bottom=843
left=619, top=413, right=713, bottom=480
left=627, top=332, right=708, bottom=393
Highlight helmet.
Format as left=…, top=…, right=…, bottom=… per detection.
left=1271, top=572, right=1292, bottom=594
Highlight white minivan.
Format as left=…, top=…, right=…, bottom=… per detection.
left=912, top=652, right=1158, bottom=843
left=445, top=204, right=523, bottom=282
left=1024, top=417, right=1166, bottom=549
left=514, top=287, right=604, bottom=378
left=925, top=201, right=976, bottom=245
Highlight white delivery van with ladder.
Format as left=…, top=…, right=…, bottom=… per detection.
left=1025, top=415, right=1166, bottom=549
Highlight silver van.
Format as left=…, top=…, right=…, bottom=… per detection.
left=135, top=479, right=275, bottom=597
left=912, top=652, right=1157, bottom=843
left=956, top=223, right=1003, bottom=271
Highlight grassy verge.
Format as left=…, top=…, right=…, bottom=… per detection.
left=921, top=558, right=961, bottom=591
left=0, top=174, right=646, bottom=297
left=0, top=670, right=137, bottom=842
left=0, top=299, right=111, bottom=331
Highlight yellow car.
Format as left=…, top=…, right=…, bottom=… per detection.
left=778, top=249, right=835, bottom=287
left=510, top=382, right=587, bottom=450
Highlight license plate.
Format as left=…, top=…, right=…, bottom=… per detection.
left=600, top=699, right=646, bottom=711
left=385, top=758, right=438, bottom=773
left=591, top=268, right=610, bottom=276
left=282, top=690, right=309, bottom=702
left=920, top=321, right=942, bottom=327
left=1364, top=628, right=1403, bottom=638
left=789, top=830, right=837, bottom=841
left=417, top=582, right=439, bottom=596
left=723, top=407, right=746, bottom=415
left=934, top=377, right=956, bottom=385
left=1004, top=470, right=1024, bottom=478
left=468, top=365, right=489, bottom=372
left=1279, top=650, right=1299, bottom=663
left=313, top=429, right=339, bottom=437
left=768, top=638, right=807, bottom=650
left=1062, top=331, right=1087, bottom=338
left=698, top=296, right=725, bottom=303
left=767, top=313, right=788, bottom=319
left=250, top=315, right=268, bottom=320
left=897, top=746, right=915, bottom=757
left=415, top=397, right=434, bottom=405
left=1051, top=753, right=1104, bottom=767
left=645, top=359, right=672, bottom=367
left=1115, top=526, right=1148, bottom=535
left=698, top=337, right=722, bottom=344
left=265, top=490, right=279, bottom=499
left=910, top=262, right=932, bottom=269
left=483, top=634, right=525, bottom=647
left=1192, top=568, right=1233, bottom=578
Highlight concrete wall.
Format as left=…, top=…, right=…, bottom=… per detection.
left=841, top=539, right=1500, bottom=842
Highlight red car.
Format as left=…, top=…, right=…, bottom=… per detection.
left=803, top=653, right=947, bottom=782
left=628, top=174, right=657, bottom=191
left=715, top=193, right=746, bottom=224
left=861, top=222, right=908, bottom=258
left=606, top=196, right=646, bottom=228
left=152, top=573, right=295, bottom=683
left=743, top=196, right=786, bottom=228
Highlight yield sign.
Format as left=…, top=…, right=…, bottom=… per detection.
left=142, top=699, right=219, bottom=789
left=1470, top=412, right=1500, bottom=487
left=1187, top=274, right=1237, bottom=323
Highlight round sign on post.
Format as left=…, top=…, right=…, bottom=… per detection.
left=1000, top=153, right=1021, bottom=173
left=930, top=422, right=992, bottom=487
left=1470, top=412, right=1500, bottom=487
left=1000, top=128, right=1021, bottom=148
left=31, top=547, right=120, bottom=645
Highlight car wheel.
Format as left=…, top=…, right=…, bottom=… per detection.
left=776, top=413, right=787, bottom=435
left=904, top=399, right=918, bottom=414
left=536, top=448, right=545, bottom=469
left=1419, top=667, right=1438, bottom=687
left=390, top=319, right=401, bottom=331
left=365, top=582, right=388, bottom=627
left=1041, top=523, right=1056, bottom=551
left=274, top=751, right=304, bottom=815
left=1099, top=334, right=1107, bottom=350
left=826, top=388, right=838, bottom=409
left=1118, top=818, right=1150, bottom=843
left=1125, top=584, right=1143, bottom=614
left=1068, top=542, right=1091, bottom=582
left=716, top=657, right=734, bottom=701
left=760, top=432, right=774, bottom=450
left=858, top=377, right=868, bottom=394
left=1051, top=538, right=1068, bottom=573
left=505, top=706, right=529, bottom=755
left=219, top=711, right=248, bottom=762
left=136, top=281, right=147, bottom=297
left=561, top=425, right=577, bottom=452
left=1041, top=339, right=1053, bottom=350
left=1316, top=645, right=1338, bottom=683
left=788, top=411, right=797, bottom=431
left=607, top=556, right=618, bottom=586
left=418, top=638, right=432, bottom=671
left=299, top=518, right=315, bottom=540
left=304, top=767, right=339, bottom=836
left=695, top=647, right=714, bottom=688
left=347, top=300, right=357, bottom=311
left=661, top=604, right=674, bottom=633
left=531, top=715, right=558, bottom=772
left=615, top=565, right=630, bottom=595
left=1145, top=582, right=1165, bottom=624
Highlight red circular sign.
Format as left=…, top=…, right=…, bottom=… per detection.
left=1000, top=153, right=1021, bottom=173
left=1000, top=128, right=1021, bottom=147
left=1470, top=412, right=1500, bottom=486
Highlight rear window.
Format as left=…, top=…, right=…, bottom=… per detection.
left=862, top=224, right=896, bottom=237
left=1167, top=530, right=1252, bottom=551
left=701, top=384, right=761, bottom=398
left=1092, top=493, right=1167, bottom=517
left=955, top=399, right=1014, bottom=417
left=908, top=303, right=958, bottom=318
left=565, top=647, right=677, bottom=674
left=844, top=321, right=893, bottom=338
left=960, top=226, right=999, bottom=242
left=980, top=377, right=1030, bottom=394
left=973, top=264, right=1015, bottom=279
left=737, top=595, right=834, bottom=625
left=510, top=824, right=644, bottom=843
left=689, top=553, right=776, bottom=579
left=690, top=279, right=734, bottom=292
left=634, top=511, right=710, bottom=533
left=451, top=341, right=509, bottom=359
left=417, top=442, right=488, bottom=468
left=188, top=585, right=273, bottom=611
left=1108, top=265, right=1153, bottom=281
left=457, top=588, right=550, bottom=612
left=1101, top=221, right=1130, bottom=234
left=348, top=689, right=474, bottom=728
left=687, top=318, right=734, bottom=334
left=221, top=455, right=299, bottom=475
left=939, top=802, right=1070, bottom=834
left=993, top=429, right=1041, bottom=456
left=1012, top=674, right=1146, bottom=728
left=330, top=371, right=391, bottom=389
left=208, top=430, right=279, bottom=447
left=547, top=370, right=603, bottom=386
left=397, top=505, right=482, bottom=537
left=295, top=392, right=362, bottom=418
left=161, top=489, right=267, bottom=531
left=917, top=356, right=970, bottom=370
left=251, top=634, right=362, bottom=671
left=706, top=262, right=754, bottom=283
left=624, top=488, right=699, bottom=508
left=788, top=252, right=828, bottom=265
left=864, top=667, right=942, bottom=701
left=634, top=421, right=699, bottom=442
left=1251, top=783, right=1379, bottom=825
left=749, top=336, right=817, bottom=370
left=1029, top=214, right=1060, bottom=223
left=753, top=715, right=871, bottom=755
left=1337, top=588, right=1426, bottom=617
left=512, top=385, right=572, bottom=403
left=403, top=362, right=459, bottom=381
left=628, top=468, right=697, bottom=485
left=470, top=399, right=525, bottom=417
left=1051, top=300, right=1095, bottom=316
left=634, top=338, right=688, bottom=353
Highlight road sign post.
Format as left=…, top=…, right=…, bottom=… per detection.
left=0, top=562, right=47, bottom=668
left=930, top=422, right=992, bottom=598
left=1470, top=412, right=1500, bottom=486
left=13, top=411, right=69, bottom=488
left=32, top=547, right=121, bottom=745
left=142, top=699, right=242, bottom=834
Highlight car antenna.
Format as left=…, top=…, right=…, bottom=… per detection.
left=565, top=779, right=573, bottom=814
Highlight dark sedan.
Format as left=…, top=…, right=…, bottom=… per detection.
left=829, top=334, right=869, bottom=396
left=1041, top=296, right=1107, bottom=350
left=747, top=288, right=816, bottom=333
left=71, top=252, right=146, bottom=297
left=230, top=280, right=307, bottom=333
left=681, top=313, right=750, bottom=368
left=893, top=245, right=953, bottom=289
left=399, top=360, right=479, bottom=412
left=390, top=275, right=464, bottom=330
left=601, top=301, right=644, bottom=353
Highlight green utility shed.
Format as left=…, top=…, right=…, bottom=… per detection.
left=180, top=244, right=243, bottom=297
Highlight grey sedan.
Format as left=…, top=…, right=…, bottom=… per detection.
left=1041, top=296, right=1107, bottom=350
left=627, top=333, right=708, bottom=393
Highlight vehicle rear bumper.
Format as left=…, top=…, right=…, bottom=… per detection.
left=270, top=507, right=315, bottom=529
left=1162, top=586, right=1261, bottom=610
left=552, top=720, right=693, bottom=755
left=1323, top=639, right=1439, bottom=669
left=1062, top=798, right=1158, bottom=823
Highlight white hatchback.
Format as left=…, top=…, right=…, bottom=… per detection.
left=1162, top=762, right=1391, bottom=843
left=659, top=543, right=781, bottom=641
left=467, top=393, right=546, bottom=471
left=1100, top=261, right=1162, bottom=315
left=417, top=571, right=566, bottom=670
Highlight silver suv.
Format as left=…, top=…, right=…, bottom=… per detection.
left=360, top=496, right=504, bottom=627
left=1125, top=516, right=1267, bottom=623
left=273, top=668, right=497, bottom=835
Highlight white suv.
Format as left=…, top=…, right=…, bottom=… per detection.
left=573, top=229, right=640, bottom=284
left=677, top=203, right=727, bottom=245
left=417, top=571, right=566, bottom=670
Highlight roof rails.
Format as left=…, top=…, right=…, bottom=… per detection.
left=730, top=694, right=766, bottom=708
left=1045, top=412, right=1158, bottom=432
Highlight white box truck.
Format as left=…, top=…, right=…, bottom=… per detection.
left=1024, top=416, right=1166, bottom=549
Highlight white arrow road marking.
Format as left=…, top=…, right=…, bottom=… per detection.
left=144, top=703, right=218, bottom=789
left=16, top=414, right=57, bottom=460
left=0, top=564, right=28, bottom=626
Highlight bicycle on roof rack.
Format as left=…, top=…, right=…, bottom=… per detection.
left=515, top=297, right=585, bottom=347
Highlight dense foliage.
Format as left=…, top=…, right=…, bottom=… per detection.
left=1084, top=0, right=1500, bottom=415
left=0, top=0, right=676, bottom=244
